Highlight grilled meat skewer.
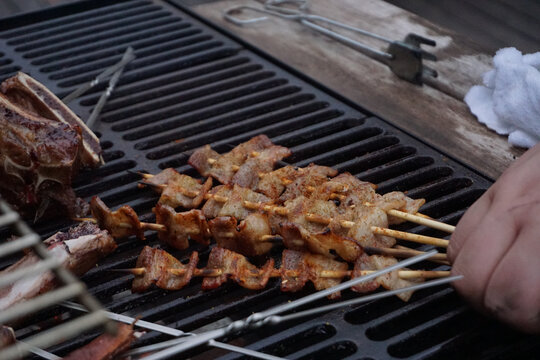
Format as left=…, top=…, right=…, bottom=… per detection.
left=128, top=246, right=442, bottom=301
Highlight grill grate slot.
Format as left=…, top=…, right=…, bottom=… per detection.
left=57, top=47, right=239, bottom=88
left=387, top=308, right=475, bottom=358
left=92, top=62, right=261, bottom=110
left=356, top=156, right=435, bottom=185
left=0, top=1, right=147, bottom=40
left=239, top=324, right=337, bottom=359
left=334, top=143, right=415, bottom=174
left=38, top=25, right=199, bottom=71
left=105, top=70, right=276, bottom=124
left=8, top=4, right=158, bottom=46
left=365, top=290, right=462, bottom=341
left=50, top=37, right=223, bottom=81
left=134, top=97, right=325, bottom=150
left=110, top=80, right=293, bottom=130
left=20, top=11, right=176, bottom=57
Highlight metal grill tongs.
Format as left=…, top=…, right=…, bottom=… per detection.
left=224, top=0, right=438, bottom=84
left=0, top=198, right=114, bottom=360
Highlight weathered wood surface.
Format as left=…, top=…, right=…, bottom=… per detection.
left=188, top=0, right=524, bottom=180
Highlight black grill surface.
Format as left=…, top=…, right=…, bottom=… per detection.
left=1, top=1, right=538, bottom=359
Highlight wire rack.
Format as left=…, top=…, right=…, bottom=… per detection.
left=0, top=198, right=114, bottom=360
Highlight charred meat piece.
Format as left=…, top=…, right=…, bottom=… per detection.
left=321, top=172, right=378, bottom=203
left=231, top=145, right=291, bottom=189
left=63, top=323, right=137, bottom=360
left=154, top=204, right=210, bottom=250
left=189, top=135, right=275, bottom=184
left=270, top=196, right=363, bottom=262
left=209, top=213, right=275, bottom=257
left=280, top=223, right=363, bottom=263
left=0, top=73, right=103, bottom=220
left=256, top=165, right=299, bottom=199
left=132, top=246, right=198, bottom=292
left=144, top=168, right=213, bottom=209
left=352, top=254, right=422, bottom=301
left=280, top=249, right=347, bottom=299
left=331, top=205, right=396, bottom=249
left=202, top=247, right=274, bottom=290
left=1, top=72, right=102, bottom=168
left=90, top=196, right=144, bottom=240
left=201, top=185, right=233, bottom=218
left=373, top=191, right=426, bottom=224
left=0, top=222, right=116, bottom=312
left=0, top=94, right=88, bottom=219
left=256, top=164, right=336, bottom=200
left=278, top=164, right=338, bottom=203
left=218, top=184, right=272, bottom=220
left=202, top=184, right=272, bottom=220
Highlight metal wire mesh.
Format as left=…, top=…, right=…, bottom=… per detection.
left=0, top=198, right=114, bottom=360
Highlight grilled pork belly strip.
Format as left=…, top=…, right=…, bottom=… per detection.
left=63, top=323, right=136, bottom=360
left=1, top=72, right=102, bottom=168
left=132, top=246, right=198, bottom=293
left=154, top=204, right=210, bottom=250
left=202, top=246, right=275, bottom=290
left=130, top=247, right=422, bottom=301
left=0, top=222, right=116, bottom=312
left=352, top=254, right=423, bottom=301
left=142, top=168, right=213, bottom=209
left=90, top=196, right=144, bottom=240
left=209, top=213, right=275, bottom=257
left=188, top=135, right=290, bottom=184
left=231, top=145, right=292, bottom=189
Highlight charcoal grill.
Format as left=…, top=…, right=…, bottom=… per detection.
left=0, top=0, right=539, bottom=358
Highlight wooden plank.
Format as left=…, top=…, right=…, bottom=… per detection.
left=187, top=0, right=524, bottom=179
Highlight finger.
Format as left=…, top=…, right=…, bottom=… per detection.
left=450, top=206, right=518, bottom=306
left=448, top=187, right=494, bottom=263
left=483, top=206, right=540, bottom=333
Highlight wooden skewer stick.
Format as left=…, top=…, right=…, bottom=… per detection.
left=73, top=217, right=166, bottom=232
left=363, top=203, right=455, bottom=233
left=73, top=217, right=280, bottom=243
left=138, top=173, right=452, bottom=233
left=364, top=246, right=450, bottom=265
left=119, top=267, right=450, bottom=280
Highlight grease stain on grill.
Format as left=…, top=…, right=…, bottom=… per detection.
left=241, top=324, right=337, bottom=359
left=298, top=341, right=357, bottom=360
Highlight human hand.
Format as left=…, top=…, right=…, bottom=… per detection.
left=448, top=142, right=540, bottom=333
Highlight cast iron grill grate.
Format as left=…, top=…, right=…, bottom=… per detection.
left=1, top=0, right=538, bottom=359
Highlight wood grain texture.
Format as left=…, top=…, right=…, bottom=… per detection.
left=188, top=0, right=524, bottom=179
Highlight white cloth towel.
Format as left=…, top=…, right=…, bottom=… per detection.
left=465, top=47, right=540, bottom=148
